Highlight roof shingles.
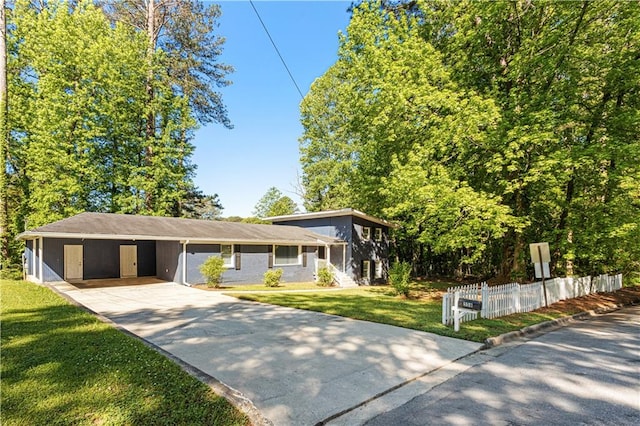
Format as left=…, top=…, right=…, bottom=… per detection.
left=19, top=212, right=342, bottom=245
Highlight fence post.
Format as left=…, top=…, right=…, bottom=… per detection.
left=442, top=292, right=449, bottom=325
left=453, top=291, right=461, bottom=332
left=481, top=283, right=488, bottom=319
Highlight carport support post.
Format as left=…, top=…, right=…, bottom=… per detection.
left=182, top=240, right=190, bottom=286
left=38, top=237, right=43, bottom=283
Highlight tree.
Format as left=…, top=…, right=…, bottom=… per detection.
left=253, top=187, right=298, bottom=218
left=100, top=0, right=233, bottom=213
left=181, top=192, right=224, bottom=220
left=299, top=0, right=639, bottom=280
left=0, top=0, right=8, bottom=269
left=420, top=0, right=640, bottom=277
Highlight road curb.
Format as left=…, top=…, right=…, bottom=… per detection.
left=482, top=299, right=640, bottom=349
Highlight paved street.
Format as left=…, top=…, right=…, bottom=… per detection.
left=365, top=305, right=640, bottom=426
left=49, top=281, right=481, bottom=425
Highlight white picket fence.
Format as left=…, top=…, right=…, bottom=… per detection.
left=442, top=273, right=623, bottom=325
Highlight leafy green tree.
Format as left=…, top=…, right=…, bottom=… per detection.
left=1, top=0, right=231, bottom=269
left=253, top=187, right=298, bottom=218
left=420, top=0, right=640, bottom=277
left=300, top=0, right=639, bottom=280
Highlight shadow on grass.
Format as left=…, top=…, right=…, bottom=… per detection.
left=0, top=281, right=247, bottom=426
left=231, top=285, right=582, bottom=343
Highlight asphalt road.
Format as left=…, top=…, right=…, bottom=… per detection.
left=365, top=305, right=640, bottom=426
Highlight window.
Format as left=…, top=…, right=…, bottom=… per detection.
left=375, top=261, right=383, bottom=279
left=362, top=227, right=371, bottom=240
left=362, top=260, right=371, bottom=281
left=374, top=228, right=382, bottom=242
left=274, top=245, right=300, bottom=266
left=221, top=244, right=234, bottom=267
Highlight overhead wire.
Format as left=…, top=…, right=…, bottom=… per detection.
left=249, top=0, right=306, bottom=100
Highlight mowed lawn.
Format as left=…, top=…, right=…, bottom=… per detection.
left=0, top=280, right=248, bottom=426
left=229, top=282, right=582, bottom=343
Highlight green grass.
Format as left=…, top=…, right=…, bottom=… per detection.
left=229, top=282, right=579, bottom=343
left=0, top=280, right=248, bottom=426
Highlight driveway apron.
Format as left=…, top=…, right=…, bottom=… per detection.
left=52, top=282, right=481, bottom=425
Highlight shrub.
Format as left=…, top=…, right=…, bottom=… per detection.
left=0, top=266, right=24, bottom=281
left=389, top=262, right=412, bottom=297
left=199, top=256, right=225, bottom=288
left=263, top=268, right=283, bottom=287
left=316, top=267, right=334, bottom=287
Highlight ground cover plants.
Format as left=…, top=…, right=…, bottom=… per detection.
left=0, top=280, right=248, bottom=426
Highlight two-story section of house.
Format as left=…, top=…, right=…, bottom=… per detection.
left=267, top=209, right=395, bottom=286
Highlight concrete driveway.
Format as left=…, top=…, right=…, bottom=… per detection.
left=50, top=281, right=481, bottom=425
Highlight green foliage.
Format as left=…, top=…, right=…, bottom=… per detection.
left=2, top=0, right=232, bottom=265
left=299, top=0, right=640, bottom=280
left=388, top=262, right=412, bottom=297
left=263, top=268, right=284, bottom=287
left=316, top=267, right=334, bottom=287
left=199, top=256, right=225, bottom=288
left=253, top=187, right=298, bottom=218
left=0, top=280, right=248, bottom=425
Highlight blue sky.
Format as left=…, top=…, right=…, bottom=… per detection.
left=193, top=1, right=352, bottom=217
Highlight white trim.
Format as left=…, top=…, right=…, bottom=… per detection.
left=273, top=244, right=302, bottom=266
left=18, top=231, right=339, bottom=246
left=182, top=240, right=190, bottom=286
left=375, top=261, right=383, bottom=279
left=362, top=226, right=371, bottom=241
left=38, top=237, right=43, bottom=283
left=221, top=243, right=234, bottom=268
left=362, top=260, right=371, bottom=283
left=31, top=238, right=37, bottom=283
left=374, top=228, right=382, bottom=242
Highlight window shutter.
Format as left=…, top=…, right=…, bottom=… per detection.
left=235, top=246, right=241, bottom=270
left=268, top=245, right=273, bottom=268
left=302, top=250, right=307, bottom=267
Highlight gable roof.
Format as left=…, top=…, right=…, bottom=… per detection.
left=265, top=208, right=397, bottom=228
left=17, top=212, right=343, bottom=245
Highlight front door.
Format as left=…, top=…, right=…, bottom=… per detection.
left=64, top=245, right=83, bottom=281
left=120, top=245, right=138, bottom=278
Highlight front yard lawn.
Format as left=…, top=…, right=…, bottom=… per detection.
left=229, top=281, right=640, bottom=343
left=0, top=280, right=248, bottom=426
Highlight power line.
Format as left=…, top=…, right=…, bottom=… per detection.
left=249, top=0, right=305, bottom=100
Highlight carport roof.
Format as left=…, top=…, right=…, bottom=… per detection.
left=17, top=212, right=344, bottom=245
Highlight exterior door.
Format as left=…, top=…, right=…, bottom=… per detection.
left=64, top=245, right=83, bottom=281
left=120, top=245, right=138, bottom=278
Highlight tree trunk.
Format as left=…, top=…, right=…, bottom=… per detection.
left=0, top=0, right=9, bottom=268
left=144, top=0, right=157, bottom=211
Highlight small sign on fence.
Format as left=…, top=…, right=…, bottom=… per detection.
left=458, top=298, right=482, bottom=311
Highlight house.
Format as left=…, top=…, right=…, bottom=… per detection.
left=18, top=209, right=393, bottom=286
left=266, top=209, right=394, bottom=286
